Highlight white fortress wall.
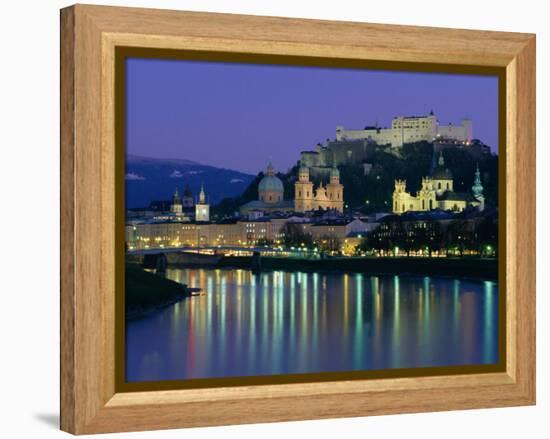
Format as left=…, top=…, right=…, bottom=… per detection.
left=335, top=114, right=472, bottom=147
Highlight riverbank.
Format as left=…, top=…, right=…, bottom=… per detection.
left=126, top=264, right=192, bottom=320
left=214, top=255, right=498, bottom=280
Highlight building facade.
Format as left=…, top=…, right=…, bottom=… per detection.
left=392, top=153, right=483, bottom=214
left=294, top=164, right=344, bottom=213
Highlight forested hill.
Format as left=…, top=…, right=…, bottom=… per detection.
left=338, top=142, right=498, bottom=212
left=213, top=142, right=498, bottom=216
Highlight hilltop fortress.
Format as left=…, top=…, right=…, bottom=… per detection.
left=335, top=111, right=472, bottom=147
left=300, top=112, right=482, bottom=177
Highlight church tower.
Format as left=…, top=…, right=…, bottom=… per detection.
left=417, top=177, right=437, bottom=211
left=431, top=151, right=454, bottom=196
left=182, top=184, right=194, bottom=208
left=326, top=163, right=344, bottom=212
left=195, top=184, right=210, bottom=222
left=392, top=179, right=409, bottom=214
left=472, top=163, right=485, bottom=211
left=170, top=187, right=183, bottom=214
left=294, top=164, right=314, bottom=212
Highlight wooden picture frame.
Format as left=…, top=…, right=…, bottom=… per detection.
left=60, top=4, right=536, bottom=434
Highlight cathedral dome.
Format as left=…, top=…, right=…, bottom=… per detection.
left=258, top=175, right=284, bottom=193
left=258, top=162, right=284, bottom=194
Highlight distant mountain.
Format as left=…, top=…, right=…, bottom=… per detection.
left=125, top=155, right=255, bottom=208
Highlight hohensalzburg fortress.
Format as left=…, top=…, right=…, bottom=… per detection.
left=335, top=111, right=472, bottom=148
left=301, top=111, right=475, bottom=172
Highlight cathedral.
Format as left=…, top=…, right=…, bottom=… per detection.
left=392, top=152, right=485, bottom=214
left=239, top=161, right=344, bottom=215
left=294, top=163, right=344, bottom=212
left=239, top=163, right=295, bottom=215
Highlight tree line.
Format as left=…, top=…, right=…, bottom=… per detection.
left=358, top=214, right=498, bottom=257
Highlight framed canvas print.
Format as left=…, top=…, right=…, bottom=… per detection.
left=60, top=4, right=536, bottom=434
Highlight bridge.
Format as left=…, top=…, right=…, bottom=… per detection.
left=127, top=245, right=305, bottom=256
left=127, top=245, right=314, bottom=273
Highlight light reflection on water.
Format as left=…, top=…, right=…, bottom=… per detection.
left=126, top=268, right=498, bottom=382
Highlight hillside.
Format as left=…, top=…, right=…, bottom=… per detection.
left=125, top=155, right=255, bottom=208
left=213, top=142, right=498, bottom=214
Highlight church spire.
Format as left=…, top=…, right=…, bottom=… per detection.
left=472, top=163, right=484, bottom=197
left=172, top=187, right=181, bottom=203
left=198, top=184, right=206, bottom=204
left=438, top=150, right=445, bottom=167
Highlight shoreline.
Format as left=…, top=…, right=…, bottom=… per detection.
left=167, top=255, right=498, bottom=281
left=126, top=264, right=193, bottom=320
left=126, top=294, right=188, bottom=321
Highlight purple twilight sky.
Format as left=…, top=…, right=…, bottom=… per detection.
left=126, top=58, right=498, bottom=175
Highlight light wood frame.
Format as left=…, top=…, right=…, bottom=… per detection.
left=60, top=4, right=536, bottom=434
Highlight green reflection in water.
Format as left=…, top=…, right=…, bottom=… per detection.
left=127, top=268, right=499, bottom=382
left=484, top=280, right=496, bottom=363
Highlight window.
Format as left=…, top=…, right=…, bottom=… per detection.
left=438, top=182, right=442, bottom=190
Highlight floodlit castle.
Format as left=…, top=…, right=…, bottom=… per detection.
left=299, top=111, right=476, bottom=176
left=392, top=152, right=485, bottom=214
left=294, top=163, right=344, bottom=213
left=336, top=111, right=472, bottom=148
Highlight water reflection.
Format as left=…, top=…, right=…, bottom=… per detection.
left=126, top=269, right=499, bottom=382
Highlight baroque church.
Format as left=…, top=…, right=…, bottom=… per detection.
left=239, top=162, right=344, bottom=215
left=294, top=163, right=344, bottom=212
left=392, top=152, right=485, bottom=214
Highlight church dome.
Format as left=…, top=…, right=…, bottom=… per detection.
left=258, top=175, right=284, bottom=193
left=432, top=166, right=453, bottom=180
left=258, top=162, right=283, bottom=193
left=330, top=166, right=340, bottom=178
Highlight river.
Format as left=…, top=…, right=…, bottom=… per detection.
left=125, top=268, right=498, bottom=382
